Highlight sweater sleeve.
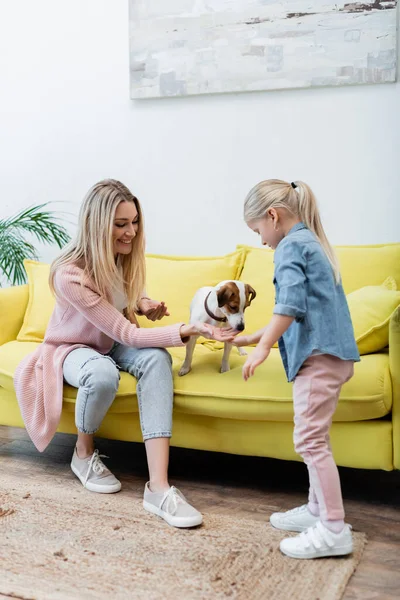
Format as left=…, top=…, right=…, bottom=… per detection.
left=55, top=266, right=185, bottom=348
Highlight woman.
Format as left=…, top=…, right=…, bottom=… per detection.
left=14, top=179, right=235, bottom=528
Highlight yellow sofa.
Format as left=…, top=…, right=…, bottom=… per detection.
left=0, top=244, right=399, bottom=471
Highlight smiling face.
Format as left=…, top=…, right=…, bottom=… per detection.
left=216, top=281, right=256, bottom=331
left=112, top=200, right=140, bottom=256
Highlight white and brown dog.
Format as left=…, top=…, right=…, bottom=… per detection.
left=178, top=281, right=256, bottom=376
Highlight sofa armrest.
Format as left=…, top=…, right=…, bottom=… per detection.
left=0, top=284, right=29, bottom=345
left=389, top=306, right=400, bottom=469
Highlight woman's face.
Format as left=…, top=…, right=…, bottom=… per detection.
left=112, top=201, right=140, bottom=256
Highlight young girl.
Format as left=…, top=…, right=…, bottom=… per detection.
left=14, top=179, right=235, bottom=529
left=234, top=179, right=360, bottom=559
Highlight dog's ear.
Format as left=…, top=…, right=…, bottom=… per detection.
left=245, top=284, right=257, bottom=307
left=217, top=284, right=233, bottom=307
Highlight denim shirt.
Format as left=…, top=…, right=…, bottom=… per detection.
left=273, top=223, right=360, bottom=382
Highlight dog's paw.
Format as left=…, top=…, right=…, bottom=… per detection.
left=220, top=363, right=230, bottom=374
left=178, top=365, right=191, bottom=377
left=237, top=347, right=247, bottom=356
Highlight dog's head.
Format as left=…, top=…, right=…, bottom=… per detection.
left=216, top=281, right=256, bottom=332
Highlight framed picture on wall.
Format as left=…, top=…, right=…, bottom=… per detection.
left=129, top=0, right=397, bottom=98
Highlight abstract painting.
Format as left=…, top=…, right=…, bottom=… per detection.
left=129, top=1, right=397, bottom=98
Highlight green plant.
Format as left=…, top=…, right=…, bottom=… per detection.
left=0, top=203, right=70, bottom=286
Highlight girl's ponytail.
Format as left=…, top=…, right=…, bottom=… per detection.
left=294, top=181, right=340, bottom=284
left=244, top=178, right=341, bottom=285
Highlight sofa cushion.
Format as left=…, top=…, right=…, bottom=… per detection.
left=0, top=341, right=391, bottom=423
left=169, top=347, right=392, bottom=422
left=335, top=243, right=400, bottom=293
left=347, top=277, right=400, bottom=354
left=17, top=261, right=55, bottom=343
left=136, top=250, right=246, bottom=332
left=237, top=246, right=275, bottom=344
left=237, top=242, right=400, bottom=293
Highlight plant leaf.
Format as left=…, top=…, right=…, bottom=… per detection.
left=2, top=203, right=70, bottom=249
left=0, top=230, right=38, bottom=286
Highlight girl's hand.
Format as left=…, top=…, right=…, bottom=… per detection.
left=232, top=335, right=251, bottom=348
left=242, top=345, right=270, bottom=381
left=138, top=298, right=170, bottom=321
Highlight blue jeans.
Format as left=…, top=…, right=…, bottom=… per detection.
left=63, top=344, right=174, bottom=441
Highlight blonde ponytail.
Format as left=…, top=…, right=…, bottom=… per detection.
left=244, top=179, right=341, bottom=284
left=293, top=181, right=340, bottom=284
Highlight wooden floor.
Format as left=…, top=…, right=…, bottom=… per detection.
left=1, top=425, right=399, bottom=600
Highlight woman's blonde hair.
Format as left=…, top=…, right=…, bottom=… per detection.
left=244, top=179, right=340, bottom=283
left=50, top=179, right=146, bottom=316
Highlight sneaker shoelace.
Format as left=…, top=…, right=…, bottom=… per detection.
left=160, top=486, right=187, bottom=515
left=84, top=449, right=109, bottom=487
left=299, top=522, right=335, bottom=550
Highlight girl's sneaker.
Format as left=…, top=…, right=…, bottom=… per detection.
left=280, top=521, right=353, bottom=559
left=270, top=504, right=319, bottom=532
left=71, top=448, right=121, bottom=493
left=143, top=483, right=203, bottom=528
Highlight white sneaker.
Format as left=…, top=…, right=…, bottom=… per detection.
left=270, top=504, right=319, bottom=532
left=143, top=483, right=203, bottom=528
left=280, top=521, right=353, bottom=559
left=71, top=448, right=121, bottom=494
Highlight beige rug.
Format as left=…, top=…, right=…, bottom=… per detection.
left=0, top=472, right=366, bottom=600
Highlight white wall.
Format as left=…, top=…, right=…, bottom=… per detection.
left=0, top=0, right=399, bottom=265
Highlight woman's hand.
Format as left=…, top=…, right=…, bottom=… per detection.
left=196, top=323, right=238, bottom=342
left=180, top=322, right=238, bottom=343
left=242, top=344, right=271, bottom=381
left=138, top=298, right=170, bottom=321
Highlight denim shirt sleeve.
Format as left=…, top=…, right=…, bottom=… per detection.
left=273, top=240, right=307, bottom=320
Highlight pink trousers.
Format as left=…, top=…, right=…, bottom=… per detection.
left=293, top=354, right=354, bottom=522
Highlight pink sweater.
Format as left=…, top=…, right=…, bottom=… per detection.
left=14, top=264, right=185, bottom=452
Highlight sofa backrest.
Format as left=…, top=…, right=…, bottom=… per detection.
left=336, top=244, right=400, bottom=293
left=12, top=243, right=400, bottom=347
left=238, top=243, right=400, bottom=293
left=237, top=243, right=400, bottom=340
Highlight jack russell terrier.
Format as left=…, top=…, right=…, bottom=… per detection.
left=178, top=280, right=256, bottom=376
